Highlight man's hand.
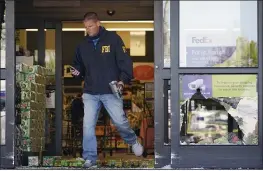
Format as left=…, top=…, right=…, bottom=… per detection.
left=117, top=81, right=124, bottom=91
left=70, top=66, right=80, bottom=76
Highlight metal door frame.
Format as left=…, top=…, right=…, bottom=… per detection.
left=154, top=0, right=171, bottom=168
left=0, top=0, right=63, bottom=167
left=170, top=0, right=263, bottom=169
left=0, top=0, right=15, bottom=169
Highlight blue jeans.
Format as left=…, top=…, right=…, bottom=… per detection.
left=82, top=93, right=137, bottom=162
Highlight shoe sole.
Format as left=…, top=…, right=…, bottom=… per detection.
left=83, top=165, right=97, bottom=169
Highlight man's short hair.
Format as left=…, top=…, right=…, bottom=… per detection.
left=83, top=12, right=99, bottom=22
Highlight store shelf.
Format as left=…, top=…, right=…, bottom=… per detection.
left=46, top=85, right=56, bottom=90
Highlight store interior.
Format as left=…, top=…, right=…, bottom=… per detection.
left=12, top=21, right=156, bottom=168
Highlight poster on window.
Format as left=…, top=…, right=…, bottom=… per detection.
left=185, top=32, right=239, bottom=67
left=181, top=74, right=257, bottom=100
left=182, top=75, right=212, bottom=99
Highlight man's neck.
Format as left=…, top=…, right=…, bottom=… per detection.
left=89, top=27, right=102, bottom=40
left=91, top=30, right=100, bottom=37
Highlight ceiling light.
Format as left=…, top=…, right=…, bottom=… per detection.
left=130, top=31, right=146, bottom=36
left=106, top=28, right=153, bottom=31
left=100, top=20, right=154, bottom=23
left=184, top=28, right=227, bottom=31
left=26, top=28, right=154, bottom=32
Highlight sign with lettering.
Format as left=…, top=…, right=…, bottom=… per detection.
left=185, top=32, right=237, bottom=67
left=181, top=74, right=257, bottom=99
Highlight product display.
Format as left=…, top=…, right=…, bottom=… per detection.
left=28, top=156, right=39, bottom=167
left=16, top=63, right=48, bottom=153
left=15, top=84, right=23, bottom=166
left=45, top=111, right=55, bottom=144
left=42, top=156, right=62, bottom=167
left=127, top=111, right=143, bottom=130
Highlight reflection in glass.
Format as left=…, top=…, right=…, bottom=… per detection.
left=44, top=29, right=55, bottom=146
left=45, top=29, right=56, bottom=75
left=179, top=1, right=258, bottom=67
left=168, top=89, right=171, bottom=143
left=16, top=29, right=35, bottom=66
left=34, top=29, right=56, bottom=84
left=1, top=80, right=6, bottom=145
left=164, top=79, right=171, bottom=145
left=163, top=0, right=170, bottom=68
left=180, top=74, right=258, bottom=145
left=1, top=9, right=5, bottom=68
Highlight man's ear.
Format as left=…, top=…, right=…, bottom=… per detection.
left=97, top=20, right=101, bottom=27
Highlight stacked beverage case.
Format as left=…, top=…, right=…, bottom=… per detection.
left=16, top=63, right=52, bottom=153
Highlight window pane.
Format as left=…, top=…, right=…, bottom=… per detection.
left=180, top=74, right=258, bottom=145
left=168, top=89, right=171, bottom=143
left=130, top=31, right=146, bottom=56
left=45, top=29, right=56, bottom=76
left=45, top=29, right=55, bottom=147
left=1, top=80, right=5, bottom=145
left=163, top=0, right=170, bottom=68
left=164, top=80, right=171, bottom=145
left=179, top=1, right=258, bottom=67
left=16, top=29, right=36, bottom=66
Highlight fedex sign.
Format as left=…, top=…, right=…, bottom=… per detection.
left=192, top=37, right=212, bottom=44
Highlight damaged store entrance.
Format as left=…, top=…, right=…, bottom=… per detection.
left=1, top=0, right=157, bottom=168
left=14, top=20, right=155, bottom=168
left=168, top=0, right=263, bottom=169
left=8, top=2, right=156, bottom=169
left=2, top=0, right=263, bottom=169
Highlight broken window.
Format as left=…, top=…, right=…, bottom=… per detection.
left=179, top=74, right=258, bottom=145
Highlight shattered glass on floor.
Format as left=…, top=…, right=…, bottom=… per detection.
left=16, top=157, right=155, bottom=169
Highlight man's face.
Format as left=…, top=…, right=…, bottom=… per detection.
left=83, top=19, right=100, bottom=37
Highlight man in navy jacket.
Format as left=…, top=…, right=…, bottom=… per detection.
left=71, top=12, right=143, bottom=168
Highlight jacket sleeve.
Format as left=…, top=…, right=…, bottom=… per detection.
left=115, top=35, right=133, bottom=84
left=72, top=45, right=85, bottom=79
